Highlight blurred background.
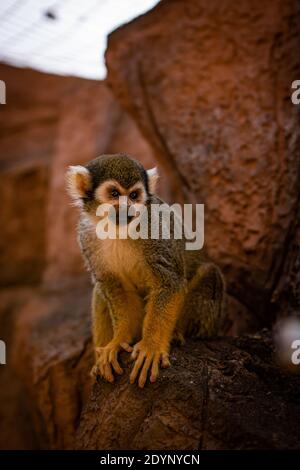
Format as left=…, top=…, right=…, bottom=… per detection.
left=0, top=0, right=299, bottom=450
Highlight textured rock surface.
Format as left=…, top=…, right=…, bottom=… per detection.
left=0, top=66, right=64, bottom=286
left=1, top=0, right=300, bottom=451
left=77, top=333, right=300, bottom=450
left=12, top=280, right=93, bottom=449
left=0, top=63, right=161, bottom=288
left=106, top=0, right=300, bottom=326
left=0, top=63, right=162, bottom=449
left=0, top=288, right=38, bottom=449
left=9, top=297, right=300, bottom=451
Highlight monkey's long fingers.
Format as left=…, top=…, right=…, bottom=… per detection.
left=99, top=362, right=105, bottom=380
left=131, top=344, right=141, bottom=360
left=109, top=350, right=123, bottom=375
left=161, top=352, right=171, bottom=368
left=150, top=353, right=161, bottom=383
left=130, top=352, right=145, bottom=384
left=99, top=348, right=114, bottom=383
left=138, top=355, right=153, bottom=388
left=120, top=342, right=133, bottom=353
left=103, top=362, right=114, bottom=383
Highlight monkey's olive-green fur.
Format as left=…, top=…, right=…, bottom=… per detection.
left=66, top=154, right=225, bottom=387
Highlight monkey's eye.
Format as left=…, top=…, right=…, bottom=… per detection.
left=111, top=189, right=120, bottom=198
left=129, top=191, right=138, bottom=200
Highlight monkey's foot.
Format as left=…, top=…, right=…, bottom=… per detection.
left=92, top=342, right=124, bottom=383
left=130, top=340, right=170, bottom=388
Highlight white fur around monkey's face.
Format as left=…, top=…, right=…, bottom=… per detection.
left=66, top=154, right=159, bottom=224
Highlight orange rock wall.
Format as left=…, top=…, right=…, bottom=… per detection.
left=0, top=64, right=162, bottom=288
left=106, top=0, right=300, bottom=325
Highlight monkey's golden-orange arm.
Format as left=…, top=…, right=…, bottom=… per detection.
left=130, top=285, right=185, bottom=388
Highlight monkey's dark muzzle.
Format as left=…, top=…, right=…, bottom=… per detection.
left=108, top=207, right=135, bottom=226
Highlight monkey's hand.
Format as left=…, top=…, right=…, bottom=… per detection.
left=130, top=340, right=171, bottom=388
left=91, top=341, right=133, bottom=383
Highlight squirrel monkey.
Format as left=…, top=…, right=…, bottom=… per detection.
left=66, top=154, right=224, bottom=388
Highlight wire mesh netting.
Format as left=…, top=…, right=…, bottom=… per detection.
left=0, top=0, right=158, bottom=79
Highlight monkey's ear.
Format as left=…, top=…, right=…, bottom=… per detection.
left=66, top=165, right=92, bottom=203
left=147, top=167, right=159, bottom=193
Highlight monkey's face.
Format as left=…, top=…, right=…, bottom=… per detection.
left=94, top=179, right=147, bottom=225
left=66, top=154, right=158, bottom=224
